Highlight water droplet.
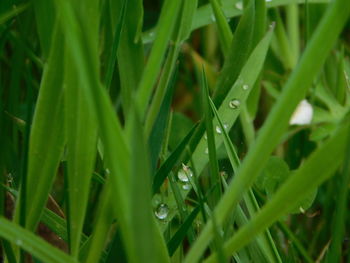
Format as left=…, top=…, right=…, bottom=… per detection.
left=223, top=123, right=229, bottom=130
left=215, top=126, right=222, bottom=134
left=235, top=2, right=243, bottom=10
left=242, top=84, right=249, bottom=90
left=205, top=148, right=209, bottom=154
left=177, top=164, right=193, bottom=182
left=229, top=99, right=240, bottom=109
left=211, top=14, right=216, bottom=22
left=299, top=207, right=305, bottom=214
left=182, top=183, right=191, bottom=190
left=155, top=203, right=169, bottom=220
left=266, top=0, right=272, bottom=2
left=16, top=239, right=23, bottom=246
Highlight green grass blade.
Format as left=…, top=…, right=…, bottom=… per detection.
left=111, top=0, right=144, bottom=116
left=212, top=0, right=255, bottom=107
left=104, top=0, right=127, bottom=91
left=157, top=25, right=274, bottom=236
left=152, top=123, right=198, bottom=194
left=167, top=206, right=201, bottom=256
left=142, top=0, right=329, bottom=44
left=209, top=0, right=232, bottom=55
left=54, top=0, right=134, bottom=259
left=209, top=98, right=282, bottom=263
left=325, top=124, right=350, bottom=262
left=205, top=119, right=350, bottom=262
left=64, top=53, right=98, bottom=258
left=144, top=0, right=198, bottom=136
left=84, top=184, right=114, bottom=263
left=184, top=0, right=350, bottom=260
left=148, top=68, right=177, bottom=172
left=0, top=3, right=30, bottom=25
left=31, top=0, right=56, bottom=58
left=129, top=111, right=170, bottom=263
left=135, top=0, right=182, bottom=119
left=0, top=217, right=78, bottom=263
left=16, top=25, right=65, bottom=231
left=201, top=67, right=221, bottom=206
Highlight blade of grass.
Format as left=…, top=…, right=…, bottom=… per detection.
left=0, top=3, right=30, bottom=25
left=167, top=206, right=201, bottom=256
left=201, top=67, right=221, bottom=206
left=205, top=118, right=350, bottom=262
left=64, top=51, right=98, bottom=258
left=0, top=217, right=78, bottom=263
left=144, top=0, right=198, bottom=136
left=54, top=0, right=135, bottom=259
left=209, top=98, right=282, bottom=263
left=325, top=123, right=350, bottom=262
left=142, top=0, right=329, bottom=44
left=14, top=24, right=65, bottom=232
left=209, top=0, right=232, bottom=55
left=157, top=25, right=274, bottom=236
left=148, top=67, right=177, bottom=173
left=128, top=111, right=170, bottom=263
left=111, top=0, right=144, bottom=116
left=135, top=0, right=182, bottom=119
left=104, top=0, right=127, bottom=91
left=152, top=123, right=198, bottom=194
left=184, top=0, right=350, bottom=260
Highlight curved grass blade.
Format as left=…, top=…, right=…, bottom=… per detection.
left=64, top=57, right=98, bottom=258
left=325, top=124, right=350, bottom=262
left=209, top=98, right=282, bottom=263
left=54, top=0, right=134, bottom=259
left=209, top=0, right=232, bottom=55
left=14, top=25, right=65, bottom=232
left=104, top=0, right=127, bottom=91
left=204, top=119, right=350, bottom=262
left=212, top=0, right=255, bottom=107
left=129, top=111, right=170, bottom=263
left=135, top=0, right=182, bottom=119
left=184, top=0, right=350, bottom=260
left=148, top=68, right=177, bottom=173
left=156, top=25, right=274, bottom=237
left=152, top=123, right=198, bottom=194
left=144, top=0, right=198, bottom=136
left=0, top=217, right=77, bottom=263
left=201, top=67, right=221, bottom=206
left=0, top=3, right=30, bottom=25
left=111, top=0, right=144, bottom=116
left=167, top=206, right=201, bottom=256
left=142, top=0, right=329, bottom=44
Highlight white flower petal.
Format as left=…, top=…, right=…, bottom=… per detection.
left=289, top=99, right=313, bottom=125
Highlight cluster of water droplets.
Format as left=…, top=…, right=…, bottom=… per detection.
left=177, top=164, right=193, bottom=190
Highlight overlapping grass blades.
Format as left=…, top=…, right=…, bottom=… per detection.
left=185, top=0, right=350, bottom=260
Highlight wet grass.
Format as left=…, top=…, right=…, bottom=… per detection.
left=0, top=0, right=350, bottom=262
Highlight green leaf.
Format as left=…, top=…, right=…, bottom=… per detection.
left=129, top=111, right=170, bottom=263
left=136, top=0, right=182, bottom=119
left=185, top=0, right=350, bottom=260
left=257, top=156, right=290, bottom=196
left=205, top=118, right=350, bottom=262
left=0, top=217, right=77, bottom=263
left=15, top=25, right=65, bottom=232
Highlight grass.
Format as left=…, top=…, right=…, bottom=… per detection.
left=0, top=0, right=349, bottom=262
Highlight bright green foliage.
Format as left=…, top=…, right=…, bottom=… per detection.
left=0, top=0, right=349, bottom=262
